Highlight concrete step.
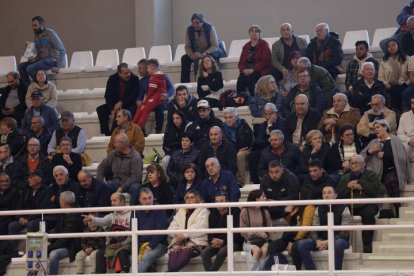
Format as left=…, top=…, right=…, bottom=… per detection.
left=373, top=241, right=414, bottom=254
left=379, top=229, right=414, bottom=241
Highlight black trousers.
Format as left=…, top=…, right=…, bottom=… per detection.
left=236, top=71, right=261, bottom=96
left=353, top=204, right=379, bottom=252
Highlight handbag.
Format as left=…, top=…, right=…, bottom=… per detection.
left=249, top=237, right=266, bottom=247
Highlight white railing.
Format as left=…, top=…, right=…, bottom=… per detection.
left=2, top=197, right=414, bottom=275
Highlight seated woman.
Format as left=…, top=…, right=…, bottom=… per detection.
left=279, top=51, right=301, bottom=97
left=167, top=190, right=209, bottom=272
left=50, top=137, right=82, bottom=181
left=248, top=75, right=284, bottom=117
left=0, top=117, right=25, bottom=156
left=196, top=55, right=224, bottom=108
left=25, top=69, right=58, bottom=109
left=173, top=163, right=202, bottom=204
left=298, top=130, right=330, bottom=175
left=167, top=134, right=200, bottom=189
left=326, top=124, right=362, bottom=178
left=142, top=164, right=173, bottom=207
left=240, top=189, right=272, bottom=271
left=378, top=38, right=409, bottom=112
left=361, top=119, right=410, bottom=217
left=237, top=25, right=271, bottom=96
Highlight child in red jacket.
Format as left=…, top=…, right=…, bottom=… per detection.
left=132, top=59, right=166, bottom=129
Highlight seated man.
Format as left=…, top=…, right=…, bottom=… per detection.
left=270, top=23, right=308, bottom=81
left=350, top=62, right=388, bottom=114
left=19, top=137, right=51, bottom=185
left=186, top=100, right=224, bottom=149
left=198, top=126, right=237, bottom=177
left=337, top=154, right=382, bottom=253
left=0, top=72, right=27, bottom=125
left=181, top=13, right=226, bottom=83
left=399, top=16, right=414, bottom=56
left=46, top=191, right=83, bottom=276
left=201, top=192, right=242, bottom=271
left=301, top=159, right=337, bottom=198
left=77, top=170, right=111, bottom=208
left=107, top=109, right=145, bottom=157
left=306, top=23, right=343, bottom=79
left=285, top=69, right=326, bottom=116
left=285, top=94, right=321, bottom=146
left=317, top=93, right=361, bottom=144
left=260, top=160, right=299, bottom=219
left=97, top=133, right=142, bottom=205
left=297, top=57, right=339, bottom=106
left=0, top=173, right=20, bottom=235
left=295, top=185, right=350, bottom=270
left=357, top=94, right=397, bottom=147
left=47, top=111, right=87, bottom=155
left=0, top=144, right=25, bottom=192
left=21, top=91, right=60, bottom=136
left=222, top=107, right=254, bottom=185
left=26, top=115, right=52, bottom=155
left=345, top=41, right=379, bottom=91
left=134, top=188, right=169, bottom=272
left=167, top=85, right=198, bottom=122
left=397, top=95, right=414, bottom=177
left=50, top=137, right=82, bottom=181
left=257, top=129, right=301, bottom=178
left=49, top=165, right=80, bottom=210
left=84, top=192, right=132, bottom=273
left=96, top=63, right=140, bottom=136
left=199, top=157, right=240, bottom=203
left=18, top=16, right=66, bottom=86
left=8, top=170, right=51, bottom=254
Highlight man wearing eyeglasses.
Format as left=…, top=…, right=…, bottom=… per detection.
left=0, top=72, right=27, bottom=126
left=357, top=94, right=397, bottom=147
left=337, top=154, right=382, bottom=253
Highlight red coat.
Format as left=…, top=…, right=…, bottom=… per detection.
left=238, top=38, right=271, bottom=76
left=144, top=71, right=167, bottom=105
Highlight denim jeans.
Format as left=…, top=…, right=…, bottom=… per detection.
left=138, top=243, right=167, bottom=272
left=296, top=238, right=349, bottom=270
left=48, top=247, right=69, bottom=275
left=18, top=58, right=57, bottom=86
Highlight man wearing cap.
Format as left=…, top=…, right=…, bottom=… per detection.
left=47, top=110, right=87, bottom=155
left=21, top=90, right=60, bottom=136
left=186, top=99, right=224, bottom=149
left=181, top=13, right=226, bottom=83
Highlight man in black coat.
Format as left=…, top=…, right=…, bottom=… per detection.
left=0, top=72, right=27, bottom=126
left=167, top=85, right=198, bottom=122
left=0, top=144, right=25, bottom=192
left=47, top=191, right=83, bottom=275
left=0, top=173, right=20, bottom=235
left=96, top=63, right=140, bottom=135
left=301, top=160, right=337, bottom=198
left=77, top=170, right=111, bottom=208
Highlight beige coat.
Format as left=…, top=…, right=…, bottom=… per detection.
left=378, top=59, right=409, bottom=86
left=357, top=107, right=397, bottom=137
left=26, top=82, right=58, bottom=109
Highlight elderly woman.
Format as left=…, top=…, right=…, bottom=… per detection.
left=279, top=50, right=301, bottom=96
left=298, top=130, right=330, bottom=174
left=361, top=119, right=411, bottom=217
left=25, top=69, right=58, bottom=109
left=240, top=189, right=272, bottom=271
left=167, top=189, right=209, bottom=272
left=0, top=117, right=25, bottom=156
left=378, top=38, right=409, bottom=111
left=248, top=75, right=284, bottom=117
left=237, top=25, right=272, bottom=96
left=197, top=55, right=224, bottom=108
left=173, top=163, right=202, bottom=204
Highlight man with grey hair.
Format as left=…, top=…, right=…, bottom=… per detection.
left=222, top=107, right=254, bottom=185
left=357, top=94, right=397, bottom=146
left=97, top=133, right=142, bottom=205
left=318, top=93, right=361, bottom=144
left=350, top=61, right=388, bottom=114
left=306, top=22, right=343, bottom=78
left=199, top=157, right=240, bottom=203
left=270, top=23, right=308, bottom=81
left=198, top=125, right=237, bottom=177
left=297, top=56, right=339, bottom=105
left=285, top=94, right=321, bottom=146
left=49, top=165, right=80, bottom=209
left=47, top=190, right=83, bottom=275
left=258, top=129, right=300, bottom=178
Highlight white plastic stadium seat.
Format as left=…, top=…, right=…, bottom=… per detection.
left=166, top=44, right=186, bottom=67
left=263, top=37, right=279, bottom=47
left=371, top=27, right=398, bottom=52
left=297, top=34, right=310, bottom=44
left=220, top=39, right=249, bottom=64
left=85, top=49, right=119, bottom=72
left=148, top=45, right=172, bottom=65
left=342, top=30, right=370, bottom=54
left=0, top=56, right=17, bottom=76
left=60, top=51, right=94, bottom=73
left=122, top=47, right=146, bottom=69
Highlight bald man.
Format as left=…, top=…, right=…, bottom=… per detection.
left=337, top=154, right=382, bottom=253
left=198, top=126, right=237, bottom=177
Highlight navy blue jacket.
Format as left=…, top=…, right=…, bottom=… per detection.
left=198, top=140, right=237, bottom=177
left=199, top=170, right=240, bottom=203
left=253, top=117, right=287, bottom=151
left=285, top=83, right=326, bottom=116
left=258, top=143, right=301, bottom=177
left=21, top=104, right=60, bottom=136
left=135, top=207, right=169, bottom=249
left=78, top=178, right=111, bottom=208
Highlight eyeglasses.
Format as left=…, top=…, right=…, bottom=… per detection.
left=350, top=161, right=363, bottom=165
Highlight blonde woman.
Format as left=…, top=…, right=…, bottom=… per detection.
left=248, top=75, right=284, bottom=117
